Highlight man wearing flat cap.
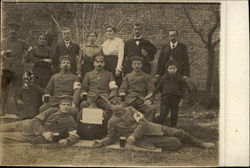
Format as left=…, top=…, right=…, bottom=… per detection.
left=119, top=56, right=156, bottom=121
left=1, top=23, right=30, bottom=115
left=0, top=95, right=79, bottom=146
left=39, top=56, right=81, bottom=115
left=80, top=54, right=118, bottom=121
left=92, top=95, right=215, bottom=150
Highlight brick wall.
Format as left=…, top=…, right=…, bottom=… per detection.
left=1, top=2, right=220, bottom=90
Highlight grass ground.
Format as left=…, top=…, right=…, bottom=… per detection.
left=0, top=116, right=219, bottom=167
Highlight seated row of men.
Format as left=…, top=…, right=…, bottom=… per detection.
left=0, top=54, right=215, bottom=150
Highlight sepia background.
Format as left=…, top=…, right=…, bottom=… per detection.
left=0, top=1, right=222, bottom=166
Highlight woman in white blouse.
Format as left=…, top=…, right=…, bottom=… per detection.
left=102, top=26, right=124, bottom=87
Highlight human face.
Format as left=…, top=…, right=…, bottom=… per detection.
left=167, top=65, right=178, bottom=75
left=110, top=99, right=123, bottom=114
left=88, top=33, right=97, bottom=44
left=131, top=60, right=143, bottom=72
left=37, top=35, right=47, bottom=46
left=94, top=58, right=105, bottom=71
left=62, top=29, right=71, bottom=41
left=9, top=28, right=18, bottom=37
left=59, top=102, right=72, bottom=113
left=133, top=26, right=141, bottom=38
left=105, top=27, right=115, bottom=39
left=60, top=60, right=71, bottom=70
left=169, top=31, right=178, bottom=43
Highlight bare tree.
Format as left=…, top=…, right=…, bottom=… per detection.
left=183, top=4, right=220, bottom=96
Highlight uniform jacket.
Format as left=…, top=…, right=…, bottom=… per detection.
left=31, top=108, right=79, bottom=145
left=53, top=40, right=80, bottom=74
left=81, top=69, right=117, bottom=101
left=156, top=42, right=190, bottom=77
left=119, top=71, right=154, bottom=104
left=1, top=37, right=29, bottom=73
left=46, top=70, right=81, bottom=105
left=124, top=38, right=157, bottom=74
left=100, top=107, right=164, bottom=146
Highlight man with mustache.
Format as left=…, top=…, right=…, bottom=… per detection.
left=80, top=54, right=118, bottom=121
left=1, top=23, right=30, bottom=115
left=155, top=30, right=190, bottom=81
left=124, top=24, right=157, bottom=75
left=39, top=56, right=81, bottom=117
left=119, top=56, right=156, bottom=121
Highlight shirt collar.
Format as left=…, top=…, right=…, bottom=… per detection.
left=134, top=35, right=143, bottom=40
left=170, top=41, right=178, bottom=49
left=85, top=42, right=98, bottom=47
left=94, top=69, right=104, bottom=74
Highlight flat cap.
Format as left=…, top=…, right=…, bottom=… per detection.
left=59, top=55, right=71, bottom=63
left=59, top=95, right=73, bottom=103
left=129, top=56, right=144, bottom=62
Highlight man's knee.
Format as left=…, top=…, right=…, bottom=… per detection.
left=161, top=137, right=182, bottom=151
left=173, top=129, right=187, bottom=140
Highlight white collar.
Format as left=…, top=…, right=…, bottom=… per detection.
left=170, top=41, right=178, bottom=49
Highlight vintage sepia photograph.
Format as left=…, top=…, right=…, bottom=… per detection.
left=0, top=0, right=247, bottom=167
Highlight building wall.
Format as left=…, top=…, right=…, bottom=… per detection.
left=1, top=2, right=220, bottom=90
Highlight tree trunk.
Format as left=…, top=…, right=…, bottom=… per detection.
left=206, top=47, right=216, bottom=95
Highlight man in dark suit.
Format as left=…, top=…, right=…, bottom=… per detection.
left=53, top=27, right=80, bottom=74
left=155, top=30, right=190, bottom=80
left=124, top=24, right=157, bottom=75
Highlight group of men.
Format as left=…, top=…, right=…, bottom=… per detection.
left=0, top=22, right=215, bottom=151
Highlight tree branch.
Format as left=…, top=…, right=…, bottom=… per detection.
left=208, top=5, right=220, bottom=43
left=183, top=5, right=208, bottom=45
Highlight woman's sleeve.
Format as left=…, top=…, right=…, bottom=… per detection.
left=116, top=39, right=124, bottom=71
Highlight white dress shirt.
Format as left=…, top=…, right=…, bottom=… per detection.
left=102, top=37, right=124, bottom=71
left=170, top=41, right=178, bottom=49
left=64, top=40, right=71, bottom=48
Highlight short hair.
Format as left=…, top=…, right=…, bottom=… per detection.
left=165, top=60, right=179, bottom=69
left=87, top=31, right=98, bottom=38
left=37, top=33, right=48, bottom=41
left=61, top=27, right=71, bottom=32
left=168, top=29, right=178, bottom=36
left=133, top=23, right=142, bottom=28
left=105, top=25, right=117, bottom=33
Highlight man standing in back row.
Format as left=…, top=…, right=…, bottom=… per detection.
left=124, top=24, right=157, bottom=75
left=155, top=30, right=190, bottom=80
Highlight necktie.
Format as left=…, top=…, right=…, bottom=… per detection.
left=172, top=44, right=175, bottom=49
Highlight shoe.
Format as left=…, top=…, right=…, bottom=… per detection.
left=201, top=142, right=215, bottom=149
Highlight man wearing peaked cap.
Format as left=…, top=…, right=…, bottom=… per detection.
left=39, top=54, right=81, bottom=115
left=0, top=95, right=79, bottom=146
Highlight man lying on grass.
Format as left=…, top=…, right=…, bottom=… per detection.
left=0, top=95, right=79, bottom=147
left=92, top=95, right=215, bottom=150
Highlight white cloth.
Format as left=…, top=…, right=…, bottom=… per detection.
left=102, top=37, right=124, bottom=71
left=64, top=40, right=71, bottom=48
left=170, top=41, right=178, bottom=49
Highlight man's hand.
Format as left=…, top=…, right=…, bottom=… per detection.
left=92, top=140, right=103, bottom=148
left=141, top=48, right=148, bottom=57
left=115, top=70, right=121, bottom=77
left=144, top=99, right=152, bottom=107
left=42, top=132, right=53, bottom=142
left=16, top=99, right=23, bottom=105
left=43, top=59, right=53, bottom=64
left=58, top=139, right=69, bottom=147
left=72, top=103, right=76, bottom=109
left=126, top=135, right=136, bottom=145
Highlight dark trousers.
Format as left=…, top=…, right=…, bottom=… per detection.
left=129, top=98, right=156, bottom=122
left=159, top=94, right=181, bottom=127
left=104, top=55, right=123, bottom=87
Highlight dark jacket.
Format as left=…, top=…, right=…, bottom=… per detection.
left=124, top=38, right=157, bottom=74
left=156, top=42, right=190, bottom=77
left=53, top=40, right=80, bottom=74
left=154, top=73, right=185, bottom=98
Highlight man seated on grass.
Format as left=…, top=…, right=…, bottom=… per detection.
left=92, top=95, right=215, bottom=150
left=0, top=95, right=79, bottom=147
left=119, top=56, right=156, bottom=121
